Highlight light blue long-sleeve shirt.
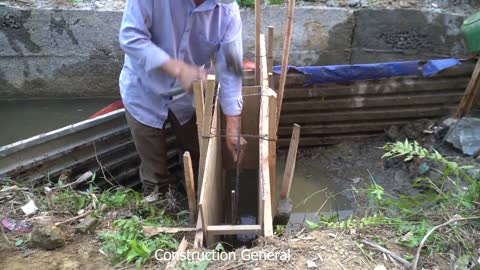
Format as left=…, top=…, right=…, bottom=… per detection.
left=119, top=0, right=243, bottom=128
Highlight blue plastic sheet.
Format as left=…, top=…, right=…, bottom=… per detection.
left=273, top=58, right=462, bottom=86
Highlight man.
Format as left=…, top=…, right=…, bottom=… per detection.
left=119, top=0, right=246, bottom=202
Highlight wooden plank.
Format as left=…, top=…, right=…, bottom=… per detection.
left=198, top=75, right=216, bottom=196
left=282, top=78, right=470, bottom=99
left=268, top=93, right=278, bottom=206
left=193, top=81, right=205, bottom=146
left=222, top=86, right=261, bottom=170
left=267, top=26, right=274, bottom=74
left=259, top=87, right=275, bottom=237
left=280, top=105, right=458, bottom=125
left=143, top=226, right=197, bottom=238
left=183, top=151, right=197, bottom=224
left=282, top=93, right=463, bottom=112
left=260, top=33, right=269, bottom=89
left=194, top=215, right=203, bottom=248
left=207, top=225, right=262, bottom=235
left=456, top=58, right=480, bottom=118
left=198, top=98, right=223, bottom=246
left=278, top=120, right=410, bottom=136
left=280, top=124, right=300, bottom=199
left=255, top=0, right=261, bottom=85
left=278, top=134, right=381, bottom=147
left=276, top=0, right=296, bottom=128
left=166, top=237, right=188, bottom=270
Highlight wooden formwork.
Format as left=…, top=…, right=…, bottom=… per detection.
left=193, top=34, right=276, bottom=247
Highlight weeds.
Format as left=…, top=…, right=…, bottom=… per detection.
left=307, top=140, right=480, bottom=267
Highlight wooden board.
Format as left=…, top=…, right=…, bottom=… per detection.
left=198, top=94, right=223, bottom=246
left=259, top=87, right=275, bottom=237
left=221, top=86, right=261, bottom=170
left=207, top=225, right=262, bottom=235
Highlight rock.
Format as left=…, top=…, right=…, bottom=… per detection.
left=445, top=117, right=480, bottom=156
left=394, top=169, right=410, bottom=184
left=443, top=118, right=457, bottom=127
left=374, top=265, right=387, bottom=270
left=386, top=125, right=405, bottom=142
left=74, top=215, right=99, bottom=234
left=307, top=260, right=318, bottom=268
left=30, top=223, right=65, bottom=250
left=347, top=0, right=360, bottom=7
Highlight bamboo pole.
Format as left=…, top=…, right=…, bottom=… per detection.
left=255, top=0, right=261, bottom=85
left=267, top=26, right=274, bottom=74
left=455, top=58, right=480, bottom=118
left=276, top=0, right=296, bottom=128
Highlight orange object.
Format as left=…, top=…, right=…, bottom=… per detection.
left=88, top=100, right=124, bottom=119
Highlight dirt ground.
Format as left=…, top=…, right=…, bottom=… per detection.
left=0, top=234, right=111, bottom=270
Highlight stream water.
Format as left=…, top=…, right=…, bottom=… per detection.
left=0, top=98, right=118, bottom=147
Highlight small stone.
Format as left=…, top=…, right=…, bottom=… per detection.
left=374, top=265, right=387, bottom=270
left=75, top=215, right=99, bottom=234
left=443, top=118, right=457, bottom=127
left=307, top=260, right=317, bottom=268
left=347, top=0, right=360, bottom=7
left=394, top=169, right=410, bottom=184
left=30, top=223, right=65, bottom=250
left=400, top=1, right=412, bottom=8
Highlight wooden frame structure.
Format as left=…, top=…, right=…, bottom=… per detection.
left=193, top=34, right=277, bottom=246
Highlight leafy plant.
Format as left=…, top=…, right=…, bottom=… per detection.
left=98, top=215, right=178, bottom=268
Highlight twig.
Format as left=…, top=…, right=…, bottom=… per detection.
left=361, top=239, right=412, bottom=268
left=52, top=171, right=93, bottom=191
left=412, top=216, right=480, bottom=270
left=1, top=225, right=11, bottom=245
left=54, top=210, right=92, bottom=226
left=334, top=259, right=347, bottom=270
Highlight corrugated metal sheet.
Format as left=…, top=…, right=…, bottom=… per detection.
left=273, top=60, right=475, bottom=146
left=0, top=109, right=180, bottom=187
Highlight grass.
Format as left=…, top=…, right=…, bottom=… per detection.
left=306, top=140, right=480, bottom=268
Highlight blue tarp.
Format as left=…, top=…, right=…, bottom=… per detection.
left=272, top=58, right=462, bottom=86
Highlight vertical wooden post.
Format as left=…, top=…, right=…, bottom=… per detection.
left=267, top=26, right=274, bottom=74
left=255, top=0, right=261, bottom=85
left=198, top=75, right=216, bottom=198
left=193, top=81, right=205, bottom=146
left=456, top=59, right=480, bottom=118
left=280, top=124, right=300, bottom=199
left=277, top=0, right=296, bottom=128
left=183, top=152, right=197, bottom=224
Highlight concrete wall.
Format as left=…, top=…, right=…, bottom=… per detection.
left=0, top=6, right=469, bottom=98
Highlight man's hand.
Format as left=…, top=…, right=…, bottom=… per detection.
left=161, top=59, right=206, bottom=91
left=225, top=115, right=247, bottom=166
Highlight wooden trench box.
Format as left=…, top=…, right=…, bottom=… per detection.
left=192, top=37, right=276, bottom=247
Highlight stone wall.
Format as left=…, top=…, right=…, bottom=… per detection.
left=0, top=5, right=470, bottom=98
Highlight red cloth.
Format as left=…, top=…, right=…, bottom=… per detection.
left=88, top=100, right=124, bottom=119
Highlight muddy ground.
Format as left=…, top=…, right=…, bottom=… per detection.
left=1, top=118, right=479, bottom=269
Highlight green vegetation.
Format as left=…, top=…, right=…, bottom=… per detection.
left=236, top=0, right=284, bottom=8
left=307, top=140, right=480, bottom=264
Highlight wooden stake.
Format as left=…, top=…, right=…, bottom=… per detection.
left=276, top=0, right=296, bottom=128
left=456, top=58, right=480, bottom=118
left=255, top=0, right=261, bottom=85
left=143, top=226, right=198, bottom=238
left=166, top=237, right=188, bottom=270
left=193, top=81, right=205, bottom=146
left=267, top=26, right=274, bottom=74
left=183, top=151, right=197, bottom=224
left=260, top=33, right=269, bottom=89
left=280, top=124, right=300, bottom=199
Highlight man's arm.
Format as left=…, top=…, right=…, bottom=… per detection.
left=119, top=0, right=205, bottom=90
left=217, top=9, right=246, bottom=163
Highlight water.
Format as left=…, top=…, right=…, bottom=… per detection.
left=274, top=157, right=352, bottom=213
left=0, top=98, right=118, bottom=147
